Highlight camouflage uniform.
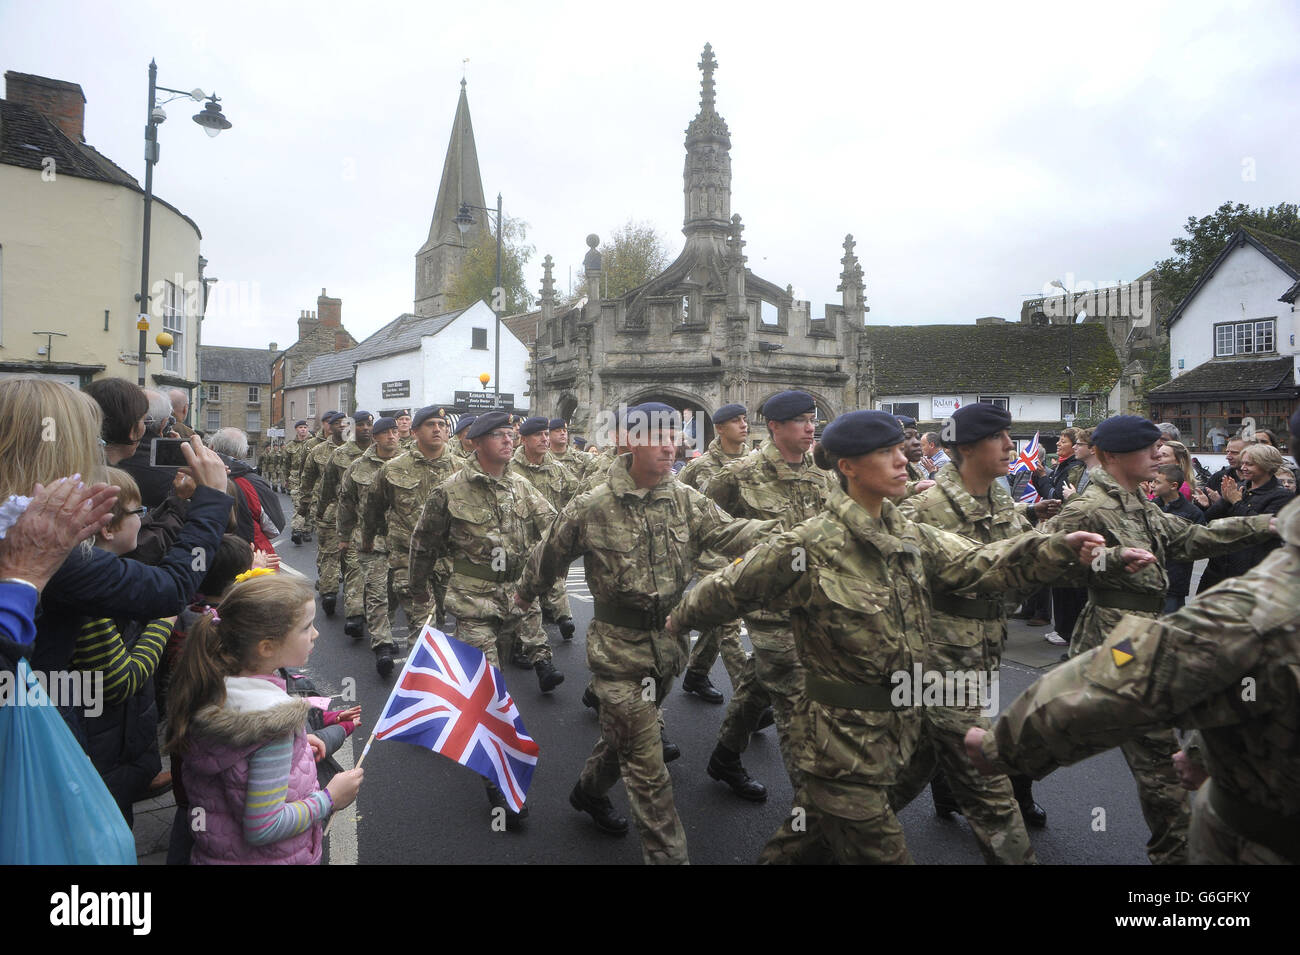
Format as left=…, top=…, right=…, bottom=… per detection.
left=360, top=444, right=463, bottom=633
left=317, top=440, right=367, bottom=618
left=286, top=435, right=314, bottom=537
left=676, top=437, right=751, bottom=688
left=705, top=439, right=837, bottom=787
left=893, top=463, right=1036, bottom=864
left=409, top=453, right=555, bottom=668
left=575, top=447, right=620, bottom=496
left=337, top=446, right=401, bottom=652
left=901, top=459, right=929, bottom=498
left=519, top=454, right=778, bottom=864
left=553, top=445, right=597, bottom=483
left=508, top=446, right=575, bottom=622
left=297, top=435, right=343, bottom=595
left=979, top=497, right=1299, bottom=864
left=1046, top=465, right=1277, bottom=865
left=674, top=489, right=1088, bottom=864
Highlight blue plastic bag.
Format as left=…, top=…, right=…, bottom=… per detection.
left=0, top=658, right=136, bottom=864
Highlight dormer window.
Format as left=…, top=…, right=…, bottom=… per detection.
left=1215, top=319, right=1275, bottom=357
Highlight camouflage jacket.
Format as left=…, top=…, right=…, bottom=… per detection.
left=296, top=436, right=342, bottom=518
left=677, top=437, right=748, bottom=494
left=336, top=446, right=399, bottom=551
left=409, top=454, right=555, bottom=620
left=899, top=459, right=929, bottom=498
left=899, top=462, right=1035, bottom=672
left=315, top=440, right=367, bottom=523
left=983, top=496, right=1300, bottom=826
left=520, top=453, right=778, bottom=682
left=673, top=489, right=1082, bottom=811
left=552, top=446, right=596, bottom=482
left=359, top=444, right=463, bottom=570
left=1046, top=466, right=1275, bottom=653
left=508, top=446, right=576, bottom=512
left=575, top=446, right=621, bottom=496
left=284, top=436, right=313, bottom=485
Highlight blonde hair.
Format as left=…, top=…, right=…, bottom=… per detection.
left=0, top=378, right=105, bottom=499
left=102, top=467, right=142, bottom=527
left=1162, top=440, right=1198, bottom=492
left=1241, top=443, right=1284, bottom=476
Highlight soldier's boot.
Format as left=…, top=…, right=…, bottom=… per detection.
left=931, top=768, right=962, bottom=818
left=344, top=616, right=365, bottom=640
left=569, top=782, right=628, bottom=836
left=511, top=645, right=532, bottom=670
left=753, top=704, right=775, bottom=732
left=681, top=669, right=724, bottom=704
left=1011, top=774, right=1046, bottom=828
left=374, top=643, right=397, bottom=678
left=485, top=781, right=527, bottom=831
left=707, top=744, right=767, bottom=802
left=557, top=615, right=576, bottom=640
left=321, top=593, right=337, bottom=617
left=292, top=531, right=303, bottom=545
left=660, top=727, right=681, bottom=763
left=534, top=659, right=564, bottom=693
left=582, top=684, right=599, bottom=713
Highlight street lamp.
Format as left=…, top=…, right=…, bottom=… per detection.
left=455, top=194, right=504, bottom=408
left=134, top=59, right=231, bottom=386
left=1050, top=279, right=1078, bottom=425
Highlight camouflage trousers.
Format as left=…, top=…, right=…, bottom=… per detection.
left=388, top=565, right=432, bottom=639
left=541, top=577, right=571, bottom=621
left=315, top=521, right=340, bottom=595
left=715, top=625, right=804, bottom=789
left=1189, top=783, right=1293, bottom=865
left=452, top=599, right=550, bottom=668
left=888, top=705, right=1036, bottom=864
left=356, top=549, right=394, bottom=651
left=1119, top=730, right=1191, bottom=865
left=685, top=619, right=748, bottom=688
left=579, top=674, right=687, bottom=865
left=760, top=780, right=910, bottom=865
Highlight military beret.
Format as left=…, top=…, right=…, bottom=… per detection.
left=294, top=420, right=307, bottom=428
left=1091, top=415, right=1162, bottom=453
left=896, top=415, right=918, bottom=430
left=548, top=418, right=567, bottom=431
left=372, top=416, right=397, bottom=435
left=322, top=410, right=339, bottom=422
left=625, top=402, right=679, bottom=432
left=352, top=410, right=373, bottom=425
left=821, top=410, right=904, bottom=456
left=412, top=405, right=449, bottom=428
left=396, top=409, right=412, bottom=419
left=711, top=403, right=747, bottom=425
left=761, top=391, right=816, bottom=422
left=452, top=415, right=477, bottom=437
left=519, top=416, right=550, bottom=436
left=573, top=436, right=587, bottom=448
left=467, top=411, right=511, bottom=439
left=948, top=402, right=1012, bottom=445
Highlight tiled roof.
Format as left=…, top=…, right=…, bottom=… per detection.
left=199, top=346, right=273, bottom=384
left=1147, top=356, right=1295, bottom=398
left=287, top=309, right=465, bottom=388
left=863, top=322, right=1120, bottom=395
left=1168, top=228, right=1300, bottom=327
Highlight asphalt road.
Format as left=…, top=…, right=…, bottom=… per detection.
left=272, top=493, right=1153, bottom=865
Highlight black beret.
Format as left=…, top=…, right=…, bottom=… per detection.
left=761, top=391, right=816, bottom=421
left=821, top=410, right=904, bottom=456
left=711, top=403, right=747, bottom=425
left=294, top=420, right=307, bottom=428
left=519, top=416, right=550, bottom=436
left=322, top=410, right=339, bottom=422
left=948, top=402, right=1012, bottom=445
left=625, top=402, right=679, bottom=433
left=372, top=416, right=397, bottom=435
left=467, top=411, right=511, bottom=439
left=396, top=409, right=412, bottom=419
left=896, top=415, right=918, bottom=430
left=352, top=410, right=373, bottom=424
left=548, top=418, right=566, bottom=431
left=572, top=436, right=587, bottom=448
left=413, top=405, right=449, bottom=428
left=452, top=415, right=477, bottom=437
left=1091, top=415, right=1161, bottom=453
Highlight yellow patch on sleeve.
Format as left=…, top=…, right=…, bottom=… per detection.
left=733, top=557, right=744, bottom=565
left=1110, top=638, right=1136, bottom=667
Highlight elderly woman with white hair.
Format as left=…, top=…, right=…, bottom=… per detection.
left=208, top=427, right=285, bottom=555
left=1202, top=442, right=1294, bottom=578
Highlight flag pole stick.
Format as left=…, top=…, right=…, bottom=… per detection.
left=324, top=613, right=435, bottom=838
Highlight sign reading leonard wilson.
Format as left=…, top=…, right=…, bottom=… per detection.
left=454, top=390, right=515, bottom=412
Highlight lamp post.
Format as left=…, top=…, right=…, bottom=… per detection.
left=1050, top=279, right=1076, bottom=425
left=135, top=59, right=231, bottom=386
left=454, top=194, right=504, bottom=408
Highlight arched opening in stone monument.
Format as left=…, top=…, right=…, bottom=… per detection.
left=624, top=388, right=713, bottom=461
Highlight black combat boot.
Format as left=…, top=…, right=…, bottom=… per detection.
left=344, top=616, right=365, bottom=639
left=486, top=781, right=528, bottom=830
left=582, top=685, right=599, bottom=712
left=321, top=593, right=337, bottom=617
left=681, top=670, right=724, bottom=704
left=511, top=646, right=532, bottom=670
left=374, top=644, right=396, bottom=677
left=1011, top=774, right=1047, bottom=828
left=931, top=769, right=961, bottom=818
left=707, top=745, right=767, bottom=802
left=753, top=705, right=775, bottom=732
left=534, top=659, right=564, bottom=692
left=660, top=727, right=681, bottom=763
left=292, top=531, right=302, bottom=545
left=569, top=782, right=628, bottom=835
left=557, top=615, right=576, bottom=640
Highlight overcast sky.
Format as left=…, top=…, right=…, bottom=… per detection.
left=4, top=0, right=1298, bottom=349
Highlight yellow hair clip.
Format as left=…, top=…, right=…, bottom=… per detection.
left=234, top=567, right=277, bottom=584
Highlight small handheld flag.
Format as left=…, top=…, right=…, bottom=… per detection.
left=1010, top=432, right=1041, bottom=475
left=1018, top=483, right=1041, bottom=505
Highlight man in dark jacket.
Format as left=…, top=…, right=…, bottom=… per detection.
left=210, top=427, right=285, bottom=548
left=1153, top=464, right=1206, bottom=612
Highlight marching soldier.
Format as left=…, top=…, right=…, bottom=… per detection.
left=451, top=415, right=476, bottom=460
left=286, top=419, right=313, bottom=544
left=518, top=403, right=778, bottom=863
left=701, top=391, right=837, bottom=799
left=1045, top=414, right=1279, bottom=865
left=337, top=416, right=404, bottom=674
left=395, top=410, right=415, bottom=451
left=298, top=411, right=346, bottom=612
left=675, top=403, right=752, bottom=706
left=317, top=411, right=373, bottom=633
left=549, top=418, right=596, bottom=482
left=510, top=416, right=578, bottom=642
left=669, top=410, right=1130, bottom=863
left=359, top=406, right=463, bottom=636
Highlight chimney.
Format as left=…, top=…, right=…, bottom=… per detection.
left=317, top=288, right=342, bottom=327
left=269, top=341, right=278, bottom=352
left=5, top=71, right=86, bottom=143
left=297, top=308, right=318, bottom=340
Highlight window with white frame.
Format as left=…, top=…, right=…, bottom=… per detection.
left=206, top=384, right=220, bottom=402
left=338, top=382, right=350, bottom=413
left=206, top=409, right=221, bottom=431
left=307, top=389, right=317, bottom=418
left=248, top=385, right=260, bottom=404
left=978, top=396, right=1009, bottom=410
left=1215, top=319, right=1276, bottom=357
left=246, top=410, right=261, bottom=433
left=879, top=401, right=920, bottom=419
left=1061, top=397, right=1092, bottom=419
left=163, top=280, right=186, bottom=375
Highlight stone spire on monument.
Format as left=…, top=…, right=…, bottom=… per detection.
left=683, top=42, right=732, bottom=237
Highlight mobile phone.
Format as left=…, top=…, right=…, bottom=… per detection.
left=150, top=437, right=188, bottom=467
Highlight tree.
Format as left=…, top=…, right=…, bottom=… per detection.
left=446, top=215, right=536, bottom=315
left=573, top=220, right=673, bottom=300
left=1153, top=201, right=1300, bottom=306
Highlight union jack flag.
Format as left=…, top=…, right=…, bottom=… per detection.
left=1018, top=482, right=1041, bottom=505
left=370, top=624, right=540, bottom=811
left=1009, top=432, right=1041, bottom=475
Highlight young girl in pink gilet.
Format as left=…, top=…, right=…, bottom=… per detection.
left=165, top=573, right=364, bottom=864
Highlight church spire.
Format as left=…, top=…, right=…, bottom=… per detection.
left=683, top=42, right=732, bottom=237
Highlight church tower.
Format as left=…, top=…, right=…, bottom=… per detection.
left=414, top=79, right=488, bottom=317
